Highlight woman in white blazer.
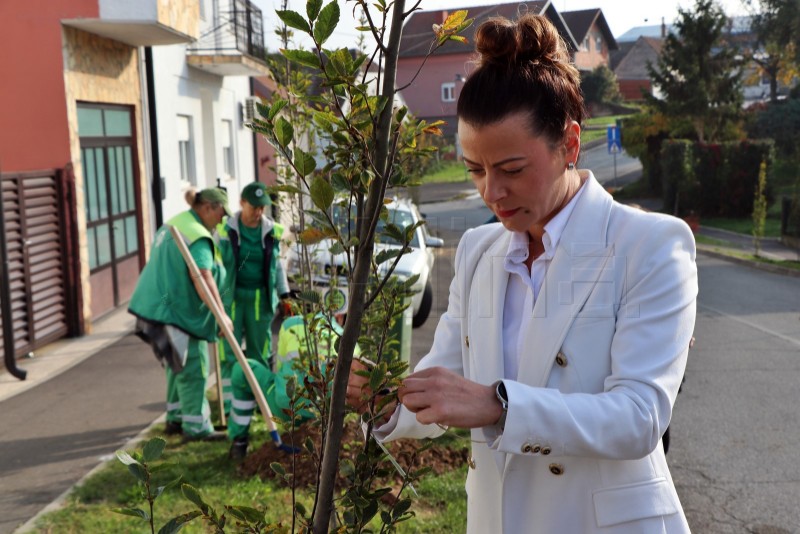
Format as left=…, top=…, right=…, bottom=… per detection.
left=349, top=13, right=697, bottom=533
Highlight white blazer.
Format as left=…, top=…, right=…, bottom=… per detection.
left=376, top=175, right=697, bottom=533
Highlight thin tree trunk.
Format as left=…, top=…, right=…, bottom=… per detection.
left=311, top=1, right=406, bottom=532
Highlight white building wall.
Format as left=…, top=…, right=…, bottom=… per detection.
left=152, top=44, right=256, bottom=221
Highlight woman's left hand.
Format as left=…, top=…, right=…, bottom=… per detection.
left=398, top=367, right=502, bottom=429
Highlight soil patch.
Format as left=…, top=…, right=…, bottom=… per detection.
left=239, top=420, right=469, bottom=488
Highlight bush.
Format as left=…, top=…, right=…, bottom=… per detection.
left=746, top=99, right=800, bottom=158
left=661, top=140, right=775, bottom=217
left=581, top=65, right=622, bottom=106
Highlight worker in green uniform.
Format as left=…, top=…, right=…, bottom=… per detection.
left=216, top=181, right=290, bottom=415
left=228, top=313, right=354, bottom=459
left=129, top=187, right=233, bottom=441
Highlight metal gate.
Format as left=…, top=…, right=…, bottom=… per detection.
left=0, top=168, right=81, bottom=373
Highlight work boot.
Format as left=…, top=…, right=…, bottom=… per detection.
left=229, top=437, right=249, bottom=460
left=164, top=421, right=182, bottom=436
left=182, top=430, right=227, bottom=443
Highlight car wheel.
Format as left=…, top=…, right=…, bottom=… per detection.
left=412, top=279, right=433, bottom=328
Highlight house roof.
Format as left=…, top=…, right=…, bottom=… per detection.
left=399, top=1, right=578, bottom=58
left=616, top=23, right=673, bottom=43
left=613, top=35, right=664, bottom=80
left=560, top=8, right=618, bottom=51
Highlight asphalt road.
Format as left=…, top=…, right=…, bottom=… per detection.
left=0, top=335, right=164, bottom=534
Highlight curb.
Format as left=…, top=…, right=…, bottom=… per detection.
left=696, top=244, right=800, bottom=279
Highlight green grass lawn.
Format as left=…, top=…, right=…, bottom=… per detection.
left=31, top=417, right=468, bottom=533
left=700, top=217, right=782, bottom=238
left=418, top=161, right=470, bottom=184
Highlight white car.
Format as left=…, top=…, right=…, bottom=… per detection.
left=285, top=197, right=443, bottom=327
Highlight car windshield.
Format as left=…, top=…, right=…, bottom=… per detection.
left=332, top=205, right=419, bottom=248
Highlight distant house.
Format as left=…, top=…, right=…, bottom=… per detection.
left=396, top=1, right=578, bottom=139
left=613, top=36, right=664, bottom=101
left=560, top=9, right=618, bottom=72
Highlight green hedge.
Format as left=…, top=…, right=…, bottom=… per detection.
left=661, top=140, right=775, bottom=217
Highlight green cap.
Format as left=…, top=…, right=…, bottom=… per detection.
left=199, top=188, right=232, bottom=216
left=241, top=181, right=271, bottom=207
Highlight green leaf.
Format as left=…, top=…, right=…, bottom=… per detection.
left=112, top=507, right=149, bottom=520
left=127, top=463, right=148, bottom=482
left=142, top=437, right=166, bottom=462
left=274, top=117, right=294, bottom=148
left=298, top=290, right=321, bottom=304
left=181, top=484, right=207, bottom=512
left=310, top=176, right=334, bottom=211
left=375, top=248, right=402, bottom=266
left=268, top=99, right=288, bottom=120
left=293, top=148, right=317, bottom=177
left=276, top=9, right=311, bottom=35
left=295, top=501, right=307, bottom=517
left=281, top=48, right=321, bottom=69
left=155, top=475, right=182, bottom=501
left=157, top=511, right=202, bottom=534
left=226, top=505, right=264, bottom=523
left=328, top=241, right=345, bottom=255
left=307, top=0, right=323, bottom=21
left=115, top=450, right=139, bottom=466
left=313, top=1, right=340, bottom=45
left=392, top=498, right=413, bottom=518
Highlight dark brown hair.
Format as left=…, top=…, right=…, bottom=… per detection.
left=457, top=13, right=584, bottom=144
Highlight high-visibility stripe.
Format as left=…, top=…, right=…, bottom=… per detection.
left=254, top=288, right=261, bottom=321
left=167, top=402, right=182, bottom=411
left=232, top=398, right=256, bottom=410
left=182, top=414, right=207, bottom=424
left=232, top=413, right=252, bottom=425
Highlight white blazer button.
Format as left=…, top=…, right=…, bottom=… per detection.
left=521, top=443, right=533, bottom=454
left=555, top=352, right=567, bottom=367
left=532, top=444, right=541, bottom=454
left=541, top=446, right=551, bottom=456
left=549, top=463, right=564, bottom=475
left=465, top=336, right=470, bottom=347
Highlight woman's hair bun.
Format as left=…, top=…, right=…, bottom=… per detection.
left=184, top=186, right=198, bottom=206
left=475, top=13, right=567, bottom=67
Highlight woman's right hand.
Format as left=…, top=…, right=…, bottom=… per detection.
left=346, top=359, right=397, bottom=426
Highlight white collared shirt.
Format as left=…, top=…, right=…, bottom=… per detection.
left=501, top=177, right=588, bottom=380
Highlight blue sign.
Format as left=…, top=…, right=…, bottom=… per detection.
left=607, top=125, right=621, bottom=154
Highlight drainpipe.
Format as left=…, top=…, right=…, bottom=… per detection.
left=145, top=47, right=164, bottom=229
left=0, top=174, right=27, bottom=380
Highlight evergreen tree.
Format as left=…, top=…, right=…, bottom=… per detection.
left=647, top=0, right=743, bottom=142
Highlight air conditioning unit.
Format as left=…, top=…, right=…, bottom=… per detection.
left=242, top=96, right=260, bottom=126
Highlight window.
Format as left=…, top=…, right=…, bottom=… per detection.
left=595, top=35, right=603, bottom=52
left=177, top=115, right=196, bottom=185
left=582, top=37, right=590, bottom=51
left=441, top=82, right=456, bottom=102
left=221, top=119, right=235, bottom=179
left=199, top=0, right=206, bottom=20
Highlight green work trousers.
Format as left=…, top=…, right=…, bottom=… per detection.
left=218, top=287, right=275, bottom=415
left=165, top=337, right=214, bottom=437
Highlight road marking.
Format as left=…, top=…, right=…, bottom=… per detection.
left=699, top=303, right=800, bottom=349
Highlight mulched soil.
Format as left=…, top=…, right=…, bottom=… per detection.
left=239, top=419, right=469, bottom=489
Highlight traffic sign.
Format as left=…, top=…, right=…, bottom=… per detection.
left=607, top=125, right=622, bottom=154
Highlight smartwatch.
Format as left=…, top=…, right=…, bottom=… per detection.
left=493, top=380, right=508, bottom=430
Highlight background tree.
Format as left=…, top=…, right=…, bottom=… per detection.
left=580, top=65, right=622, bottom=107
left=647, top=0, right=744, bottom=142
left=745, top=0, right=800, bottom=103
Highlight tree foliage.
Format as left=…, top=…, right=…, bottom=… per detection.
left=580, top=65, right=622, bottom=106
left=647, top=0, right=744, bottom=142
left=745, top=0, right=800, bottom=103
